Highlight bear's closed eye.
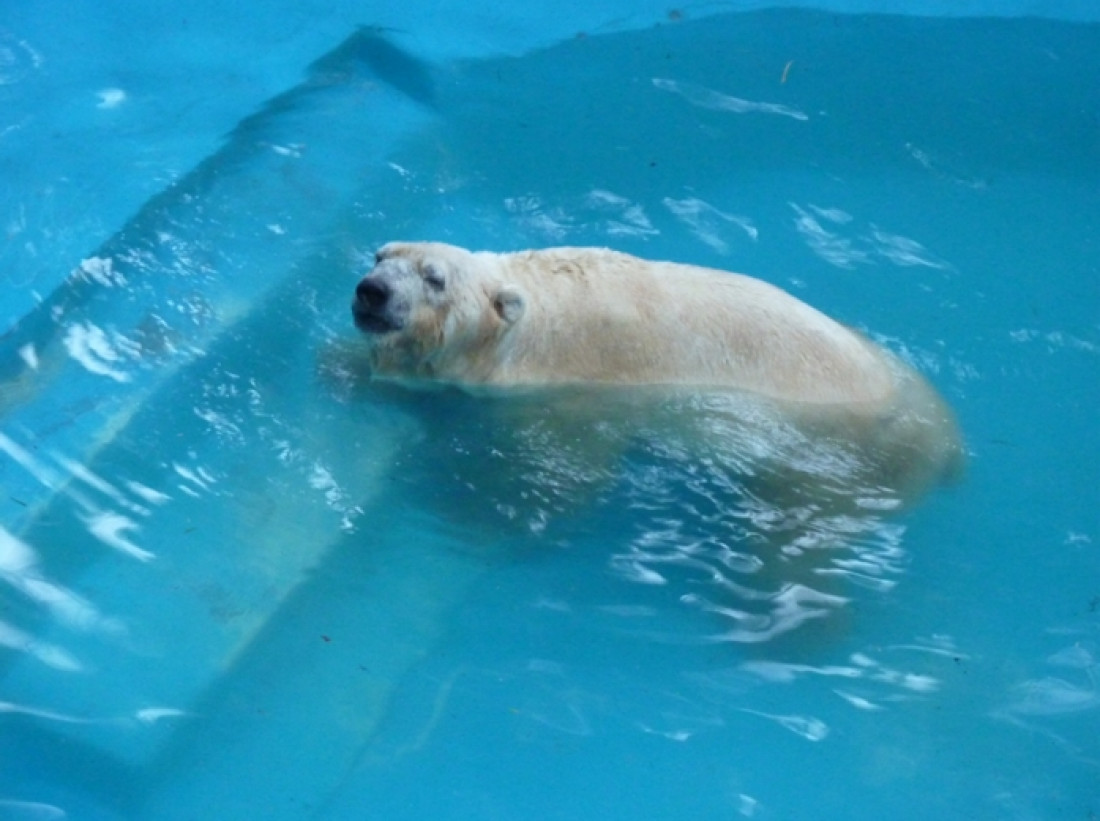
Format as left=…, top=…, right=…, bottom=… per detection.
left=423, top=264, right=446, bottom=291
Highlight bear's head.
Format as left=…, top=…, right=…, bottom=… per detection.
left=351, top=241, right=525, bottom=380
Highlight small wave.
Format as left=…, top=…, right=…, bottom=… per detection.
left=663, top=196, right=757, bottom=254
left=0, top=32, right=43, bottom=87
left=62, top=321, right=135, bottom=383
left=504, top=189, right=659, bottom=242
left=653, top=78, right=808, bottom=121
left=1004, top=677, right=1099, bottom=716
left=739, top=708, right=828, bottom=741
left=790, top=203, right=870, bottom=269
left=790, top=202, right=951, bottom=271
left=600, top=395, right=913, bottom=644
left=0, top=799, right=66, bottom=820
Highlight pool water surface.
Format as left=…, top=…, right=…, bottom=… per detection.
left=1, top=5, right=1098, bottom=819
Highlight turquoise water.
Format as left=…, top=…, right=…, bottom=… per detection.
left=2, top=5, right=1098, bottom=819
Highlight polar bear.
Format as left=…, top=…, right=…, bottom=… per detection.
left=350, top=241, right=963, bottom=499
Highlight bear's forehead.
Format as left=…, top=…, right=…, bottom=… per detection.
left=378, top=241, right=415, bottom=260
left=380, top=241, right=459, bottom=265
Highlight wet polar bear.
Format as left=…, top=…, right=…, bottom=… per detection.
left=350, top=241, right=963, bottom=503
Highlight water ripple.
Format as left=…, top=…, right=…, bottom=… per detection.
left=790, top=203, right=950, bottom=271
left=0, top=30, right=42, bottom=88
left=0, top=799, right=66, bottom=820
left=652, top=78, right=808, bottom=121
left=602, top=399, right=913, bottom=644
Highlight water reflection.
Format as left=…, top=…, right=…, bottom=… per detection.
left=0, top=430, right=159, bottom=563
left=652, top=77, right=809, bottom=122
left=0, top=433, right=153, bottom=675
left=992, top=637, right=1100, bottom=770
left=662, top=195, right=757, bottom=254
left=0, top=526, right=119, bottom=636
left=1006, top=677, right=1098, bottom=716
left=0, top=799, right=66, bottom=821
left=502, top=189, right=664, bottom=245
left=1000, top=639, right=1099, bottom=719
left=790, top=203, right=950, bottom=271
left=0, top=619, right=81, bottom=672
left=739, top=708, right=829, bottom=741
left=0, top=699, right=188, bottom=728
left=741, top=652, right=940, bottom=695
left=353, top=377, right=953, bottom=647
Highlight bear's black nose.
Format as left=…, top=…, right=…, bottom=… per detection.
left=356, top=277, right=391, bottom=309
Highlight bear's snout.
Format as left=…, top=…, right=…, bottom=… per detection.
left=352, top=276, right=403, bottom=333
left=356, top=277, right=391, bottom=310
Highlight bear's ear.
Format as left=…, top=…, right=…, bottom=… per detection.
left=492, top=285, right=525, bottom=325
left=374, top=242, right=398, bottom=264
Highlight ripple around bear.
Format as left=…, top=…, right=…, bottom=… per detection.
left=350, top=241, right=964, bottom=507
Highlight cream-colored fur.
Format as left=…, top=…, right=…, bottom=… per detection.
left=351, top=241, right=964, bottom=494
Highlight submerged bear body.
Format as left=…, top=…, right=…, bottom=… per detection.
left=351, top=241, right=963, bottom=497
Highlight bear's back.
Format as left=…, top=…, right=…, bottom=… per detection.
left=497, top=248, right=896, bottom=406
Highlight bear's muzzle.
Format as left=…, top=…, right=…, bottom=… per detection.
left=352, top=276, right=405, bottom=333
